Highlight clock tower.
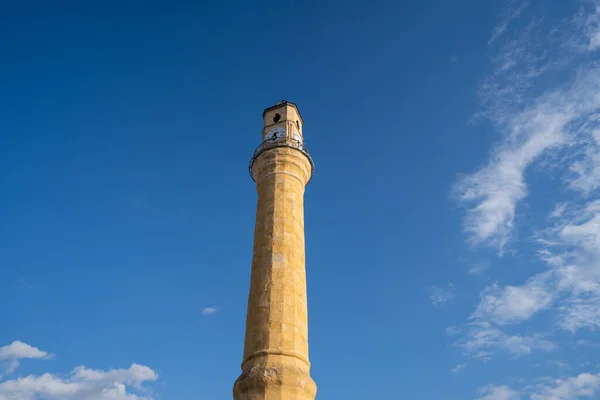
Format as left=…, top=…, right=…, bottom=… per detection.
left=233, top=101, right=317, bottom=400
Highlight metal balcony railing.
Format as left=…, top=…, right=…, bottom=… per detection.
left=248, top=138, right=315, bottom=184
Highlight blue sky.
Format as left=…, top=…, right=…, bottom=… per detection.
left=2, top=0, right=600, bottom=399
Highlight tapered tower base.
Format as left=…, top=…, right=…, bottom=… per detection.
left=233, top=357, right=317, bottom=400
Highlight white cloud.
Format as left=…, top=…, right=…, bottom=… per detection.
left=469, top=262, right=490, bottom=276
left=473, top=274, right=555, bottom=325
left=454, top=272, right=557, bottom=360
left=549, top=203, right=568, bottom=219
left=477, top=384, right=521, bottom=400
left=530, top=372, right=600, bottom=400
left=202, top=307, right=218, bottom=315
left=454, top=321, right=555, bottom=360
left=0, top=341, right=50, bottom=361
left=0, top=341, right=158, bottom=400
left=430, top=284, right=456, bottom=305
left=477, top=372, right=600, bottom=400
left=452, top=363, right=467, bottom=373
left=0, top=341, right=52, bottom=374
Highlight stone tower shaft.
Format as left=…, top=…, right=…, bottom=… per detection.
left=233, top=101, right=317, bottom=400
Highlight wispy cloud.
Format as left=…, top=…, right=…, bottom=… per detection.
left=549, top=360, right=572, bottom=370
left=575, top=339, right=600, bottom=347
left=549, top=203, right=568, bottom=219
left=488, top=1, right=529, bottom=46
left=456, top=195, right=600, bottom=360
left=430, top=284, right=456, bottom=306
left=201, top=307, right=218, bottom=316
left=535, top=199, right=600, bottom=332
left=453, top=321, right=555, bottom=360
left=469, top=262, right=490, bottom=276
left=454, top=1, right=600, bottom=254
left=453, top=1, right=600, bottom=396
left=17, top=278, right=33, bottom=290
left=446, top=325, right=461, bottom=336
left=455, top=68, right=597, bottom=252
left=451, top=363, right=467, bottom=373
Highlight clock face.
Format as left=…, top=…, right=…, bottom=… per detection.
left=265, top=127, right=286, bottom=142
left=292, top=131, right=302, bottom=143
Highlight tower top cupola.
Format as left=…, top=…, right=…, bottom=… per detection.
left=262, top=100, right=304, bottom=129
left=250, top=100, right=314, bottom=184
